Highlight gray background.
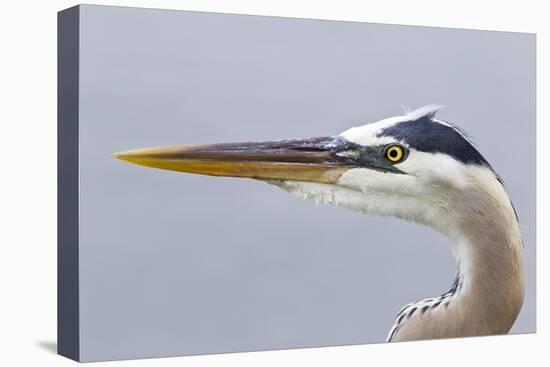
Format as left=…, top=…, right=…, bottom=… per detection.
left=78, top=5, right=536, bottom=361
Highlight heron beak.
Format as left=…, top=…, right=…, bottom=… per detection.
left=113, top=137, right=354, bottom=184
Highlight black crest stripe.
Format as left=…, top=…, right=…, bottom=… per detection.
left=377, top=115, right=491, bottom=167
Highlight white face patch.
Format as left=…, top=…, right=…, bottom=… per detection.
left=395, top=150, right=471, bottom=189
left=339, top=105, right=445, bottom=148
left=337, top=167, right=420, bottom=195
left=336, top=106, right=476, bottom=190
left=339, top=115, right=406, bottom=147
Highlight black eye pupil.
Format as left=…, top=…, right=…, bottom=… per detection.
left=389, top=149, right=398, bottom=158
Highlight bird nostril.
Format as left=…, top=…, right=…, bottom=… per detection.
left=336, top=149, right=360, bottom=158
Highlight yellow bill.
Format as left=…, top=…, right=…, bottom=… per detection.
left=113, top=137, right=355, bottom=184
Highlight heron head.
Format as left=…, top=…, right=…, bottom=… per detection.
left=114, top=105, right=501, bottom=229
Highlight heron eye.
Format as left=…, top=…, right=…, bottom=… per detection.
left=385, top=145, right=406, bottom=163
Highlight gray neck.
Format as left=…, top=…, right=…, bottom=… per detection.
left=388, top=178, right=525, bottom=342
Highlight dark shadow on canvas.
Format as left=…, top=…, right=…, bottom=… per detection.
left=36, top=340, right=57, bottom=354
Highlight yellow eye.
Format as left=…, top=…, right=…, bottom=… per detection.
left=385, top=145, right=405, bottom=163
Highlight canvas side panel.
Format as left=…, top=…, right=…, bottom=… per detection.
left=57, top=5, right=80, bottom=362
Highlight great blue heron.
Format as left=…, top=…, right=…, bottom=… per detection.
left=114, top=105, right=524, bottom=342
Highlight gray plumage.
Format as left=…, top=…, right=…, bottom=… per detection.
left=115, top=105, right=525, bottom=342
